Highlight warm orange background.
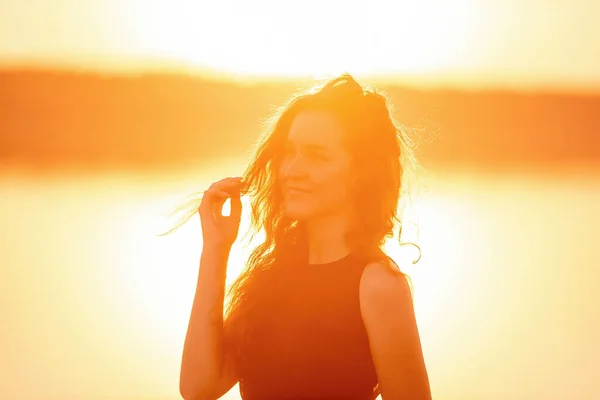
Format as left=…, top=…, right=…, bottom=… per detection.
left=2, top=0, right=600, bottom=91
left=1, top=1, right=599, bottom=399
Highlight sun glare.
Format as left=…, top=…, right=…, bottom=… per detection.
left=125, top=0, right=481, bottom=78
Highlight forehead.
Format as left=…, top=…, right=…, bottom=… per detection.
left=287, top=110, right=345, bottom=149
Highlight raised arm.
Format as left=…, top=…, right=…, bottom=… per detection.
left=180, top=177, right=244, bottom=400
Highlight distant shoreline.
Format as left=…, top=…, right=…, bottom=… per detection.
left=2, top=68, right=599, bottom=174
left=2, top=158, right=599, bottom=183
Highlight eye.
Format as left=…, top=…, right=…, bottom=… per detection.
left=308, top=151, right=328, bottom=162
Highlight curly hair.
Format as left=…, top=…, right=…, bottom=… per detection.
left=218, top=73, right=421, bottom=369
left=161, top=74, right=422, bottom=387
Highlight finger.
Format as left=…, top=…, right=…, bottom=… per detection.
left=203, top=188, right=230, bottom=201
left=211, top=177, right=241, bottom=186
left=210, top=178, right=243, bottom=191
left=199, top=188, right=229, bottom=218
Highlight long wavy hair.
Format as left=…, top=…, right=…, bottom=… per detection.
left=162, top=73, right=422, bottom=380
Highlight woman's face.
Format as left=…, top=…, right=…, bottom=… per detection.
left=277, top=110, right=354, bottom=221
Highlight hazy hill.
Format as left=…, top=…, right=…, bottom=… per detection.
left=1, top=68, right=599, bottom=171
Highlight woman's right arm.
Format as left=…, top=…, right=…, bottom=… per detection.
left=180, top=177, right=244, bottom=400
left=180, top=246, right=239, bottom=400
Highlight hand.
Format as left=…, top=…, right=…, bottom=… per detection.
left=198, top=177, right=244, bottom=251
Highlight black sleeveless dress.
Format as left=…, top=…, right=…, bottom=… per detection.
left=237, top=251, right=380, bottom=400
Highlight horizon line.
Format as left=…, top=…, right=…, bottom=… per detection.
left=2, top=57, right=600, bottom=96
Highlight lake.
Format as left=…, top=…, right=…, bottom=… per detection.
left=1, top=161, right=598, bottom=400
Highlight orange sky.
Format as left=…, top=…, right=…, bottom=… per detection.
left=1, top=0, right=599, bottom=90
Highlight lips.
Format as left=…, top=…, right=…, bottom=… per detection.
left=285, top=186, right=311, bottom=194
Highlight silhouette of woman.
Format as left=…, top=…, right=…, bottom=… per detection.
left=174, top=74, right=431, bottom=400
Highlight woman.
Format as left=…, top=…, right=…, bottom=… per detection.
left=177, top=74, right=431, bottom=400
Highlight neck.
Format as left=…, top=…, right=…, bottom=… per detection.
left=304, top=211, right=351, bottom=264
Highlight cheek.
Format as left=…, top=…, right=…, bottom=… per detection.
left=312, top=169, right=353, bottom=206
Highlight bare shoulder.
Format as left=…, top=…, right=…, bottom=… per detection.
left=359, top=259, right=412, bottom=304
left=358, top=259, right=432, bottom=400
